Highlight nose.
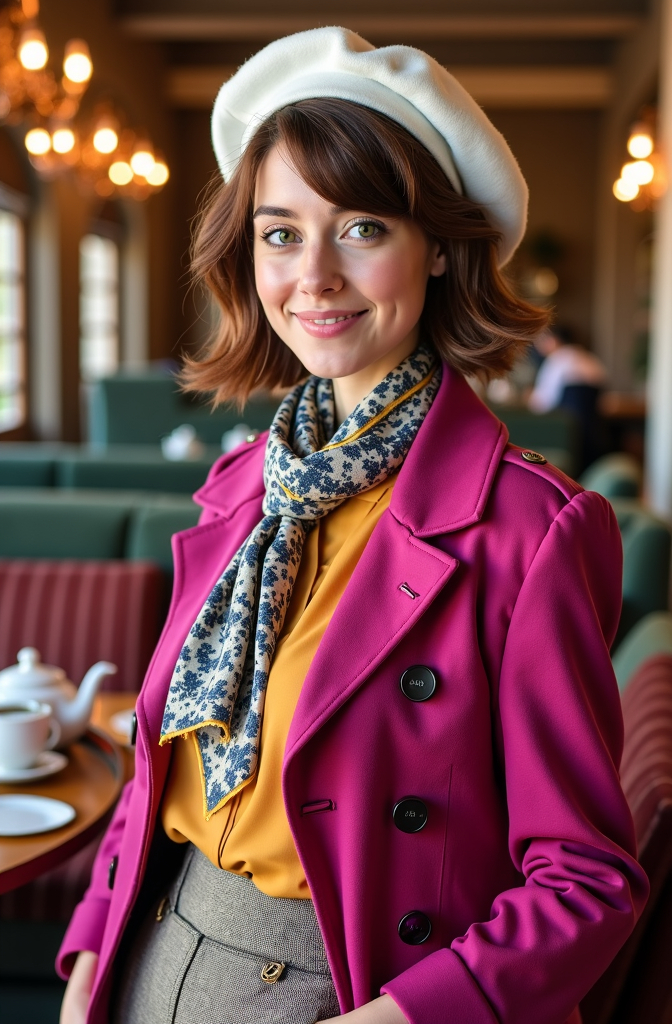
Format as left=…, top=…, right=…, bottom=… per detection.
left=297, top=239, right=343, bottom=298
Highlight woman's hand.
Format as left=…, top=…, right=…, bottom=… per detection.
left=322, top=994, right=409, bottom=1023
left=60, top=950, right=98, bottom=1024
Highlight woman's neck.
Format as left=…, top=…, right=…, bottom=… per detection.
left=331, top=333, right=420, bottom=426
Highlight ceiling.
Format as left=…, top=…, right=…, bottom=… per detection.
left=114, top=0, right=654, bottom=110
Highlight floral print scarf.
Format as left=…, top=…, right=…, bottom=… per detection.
left=160, top=345, right=440, bottom=817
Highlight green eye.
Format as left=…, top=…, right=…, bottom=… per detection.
left=357, top=223, right=377, bottom=238
left=278, top=229, right=296, bottom=244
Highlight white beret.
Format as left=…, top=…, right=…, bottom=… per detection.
left=212, top=26, right=528, bottom=265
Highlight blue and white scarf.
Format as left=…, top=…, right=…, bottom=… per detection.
left=160, top=346, right=440, bottom=817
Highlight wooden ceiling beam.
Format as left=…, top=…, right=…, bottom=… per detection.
left=126, top=14, right=642, bottom=42
left=166, top=64, right=615, bottom=109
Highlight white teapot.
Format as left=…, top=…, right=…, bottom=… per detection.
left=0, top=647, right=117, bottom=747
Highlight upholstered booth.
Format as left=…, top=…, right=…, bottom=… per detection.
left=86, top=370, right=280, bottom=446
left=0, top=488, right=200, bottom=564
left=0, top=489, right=200, bottom=934
left=581, top=613, right=672, bottom=1024
left=579, top=453, right=642, bottom=501
left=0, top=559, right=163, bottom=693
left=490, top=404, right=580, bottom=477
left=0, top=444, right=218, bottom=496
left=610, top=500, right=672, bottom=649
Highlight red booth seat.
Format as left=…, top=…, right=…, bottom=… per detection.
left=0, top=559, right=163, bottom=692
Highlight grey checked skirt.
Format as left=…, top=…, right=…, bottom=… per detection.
left=112, top=845, right=340, bottom=1024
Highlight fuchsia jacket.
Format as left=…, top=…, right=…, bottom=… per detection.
left=58, top=366, right=648, bottom=1024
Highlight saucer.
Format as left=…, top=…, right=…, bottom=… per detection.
left=109, top=708, right=134, bottom=742
left=0, top=794, right=75, bottom=836
left=0, top=751, right=68, bottom=783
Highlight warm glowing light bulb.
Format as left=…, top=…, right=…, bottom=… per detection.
left=146, top=161, right=169, bottom=186
left=130, top=147, right=154, bottom=177
left=627, top=131, right=654, bottom=160
left=93, top=127, right=118, bottom=154
left=109, top=161, right=133, bottom=186
left=533, top=268, right=559, bottom=297
left=63, top=40, right=92, bottom=83
left=613, top=177, right=639, bottom=202
left=621, top=160, right=655, bottom=186
left=25, top=127, right=51, bottom=155
left=52, top=127, right=75, bottom=153
left=18, top=30, right=48, bottom=71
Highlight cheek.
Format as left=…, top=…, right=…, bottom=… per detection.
left=357, top=248, right=429, bottom=313
left=254, top=258, right=292, bottom=313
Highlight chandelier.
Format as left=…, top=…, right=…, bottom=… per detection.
left=0, top=0, right=168, bottom=199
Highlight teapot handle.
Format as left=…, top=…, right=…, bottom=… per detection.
left=46, top=717, right=61, bottom=751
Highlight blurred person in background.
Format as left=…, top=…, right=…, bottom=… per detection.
left=529, top=326, right=608, bottom=470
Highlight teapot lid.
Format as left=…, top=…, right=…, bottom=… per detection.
left=0, top=647, right=68, bottom=688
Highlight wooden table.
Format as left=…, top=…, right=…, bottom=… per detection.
left=0, top=692, right=137, bottom=895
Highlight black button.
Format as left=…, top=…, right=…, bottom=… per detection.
left=393, top=797, right=428, bottom=834
left=108, top=856, right=118, bottom=890
left=398, top=911, right=432, bottom=945
left=400, top=665, right=437, bottom=702
left=129, top=711, right=137, bottom=746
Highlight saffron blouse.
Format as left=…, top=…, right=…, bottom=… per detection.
left=160, top=474, right=395, bottom=898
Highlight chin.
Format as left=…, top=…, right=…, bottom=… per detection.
left=288, top=344, right=370, bottom=382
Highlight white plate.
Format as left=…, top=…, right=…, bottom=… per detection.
left=0, top=794, right=75, bottom=836
left=0, top=751, right=68, bottom=784
left=110, top=708, right=134, bottom=742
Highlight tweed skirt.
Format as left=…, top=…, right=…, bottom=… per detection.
left=112, top=845, right=340, bottom=1024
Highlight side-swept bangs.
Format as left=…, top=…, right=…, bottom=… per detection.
left=185, top=98, right=548, bottom=403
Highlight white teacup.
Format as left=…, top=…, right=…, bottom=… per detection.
left=0, top=700, right=61, bottom=770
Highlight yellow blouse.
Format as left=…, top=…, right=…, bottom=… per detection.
left=161, top=474, right=395, bottom=898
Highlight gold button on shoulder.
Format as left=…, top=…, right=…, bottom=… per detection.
left=261, top=961, right=286, bottom=984
left=245, top=431, right=260, bottom=443
left=520, top=450, right=547, bottom=465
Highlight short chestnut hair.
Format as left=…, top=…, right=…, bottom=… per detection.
left=184, top=98, right=547, bottom=403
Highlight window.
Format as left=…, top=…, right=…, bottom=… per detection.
left=0, top=208, right=25, bottom=431
left=79, top=233, right=119, bottom=381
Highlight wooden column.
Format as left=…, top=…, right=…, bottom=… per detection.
left=647, top=0, right=672, bottom=517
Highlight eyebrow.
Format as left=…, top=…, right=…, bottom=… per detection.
left=253, top=204, right=352, bottom=218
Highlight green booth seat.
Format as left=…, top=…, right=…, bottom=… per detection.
left=612, top=612, right=672, bottom=692
left=490, top=404, right=580, bottom=479
left=0, top=489, right=199, bottom=567
left=0, top=442, right=73, bottom=487
left=0, top=489, right=134, bottom=559
left=611, top=499, right=672, bottom=650
left=87, top=370, right=280, bottom=446
left=579, top=452, right=642, bottom=500
left=126, top=499, right=201, bottom=574
left=55, top=445, right=219, bottom=495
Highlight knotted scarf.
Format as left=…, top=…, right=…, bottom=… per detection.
left=160, top=346, right=440, bottom=817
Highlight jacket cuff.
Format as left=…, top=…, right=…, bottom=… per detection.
left=55, top=896, right=110, bottom=979
left=381, top=948, right=498, bottom=1024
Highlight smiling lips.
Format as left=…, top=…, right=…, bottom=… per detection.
left=294, top=309, right=368, bottom=337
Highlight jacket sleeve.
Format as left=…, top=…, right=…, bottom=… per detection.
left=55, top=778, right=134, bottom=978
left=382, top=489, right=650, bottom=1024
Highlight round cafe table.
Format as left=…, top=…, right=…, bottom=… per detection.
left=0, top=692, right=136, bottom=895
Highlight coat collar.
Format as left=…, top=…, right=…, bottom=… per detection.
left=194, top=363, right=508, bottom=538
left=390, top=363, right=508, bottom=537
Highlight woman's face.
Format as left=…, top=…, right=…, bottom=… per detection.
left=252, top=144, right=446, bottom=397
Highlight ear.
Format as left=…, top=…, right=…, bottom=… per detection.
left=428, top=241, right=447, bottom=278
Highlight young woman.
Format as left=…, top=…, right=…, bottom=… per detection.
left=59, top=27, right=648, bottom=1024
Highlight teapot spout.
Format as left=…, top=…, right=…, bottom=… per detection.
left=62, top=661, right=117, bottom=734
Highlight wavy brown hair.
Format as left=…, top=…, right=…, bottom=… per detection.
left=184, top=98, right=548, bottom=403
